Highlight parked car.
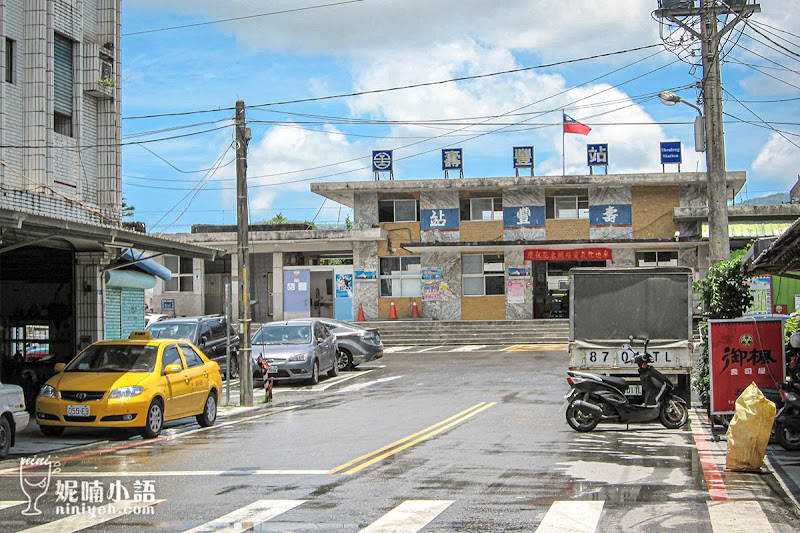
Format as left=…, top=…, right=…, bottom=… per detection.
left=318, top=319, right=384, bottom=371
left=35, top=331, right=222, bottom=438
left=251, top=320, right=338, bottom=385
left=0, top=380, right=29, bottom=459
left=144, top=313, right=170, bottom=328
left=146, top=315, right=240, bottom=379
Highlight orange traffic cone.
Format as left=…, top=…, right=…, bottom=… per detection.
left=388, top=300, right=398, bottom=319
left=356, top=303, right=366, bottom=322
left=411, top=300, right=420, bottom=318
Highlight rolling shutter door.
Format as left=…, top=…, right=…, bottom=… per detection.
left=105, top=287, right=121, bottom=340
left=120, top=288, right=145, bottom=338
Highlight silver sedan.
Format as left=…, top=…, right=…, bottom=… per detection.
left=251, top=320, right=339, bottom=385
left=319, top=319, right=384, bottom=371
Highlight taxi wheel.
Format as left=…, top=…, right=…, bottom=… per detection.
left=196, top=392, right=218, bottom=427
left=0, top=418, right=11, bottom=458
left=40, top=425, right=65, bottom=437
left=142, top=399, right=164, bottom=439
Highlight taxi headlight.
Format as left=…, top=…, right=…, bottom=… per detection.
left=109, top=386, right=144, bottom=399
left=39, top=384, right=56, bottom=399
left=287, top=352, right=308, bottom=362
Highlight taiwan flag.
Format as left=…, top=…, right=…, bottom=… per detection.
left=563, top=113, right=591, bottom=135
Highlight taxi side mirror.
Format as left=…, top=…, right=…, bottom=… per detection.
left=54, top=363, right=66, bottom=373
left=165, top=364, right=182, bottom=374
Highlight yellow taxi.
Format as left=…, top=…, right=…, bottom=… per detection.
left=35, top=331, right=223, bottom=439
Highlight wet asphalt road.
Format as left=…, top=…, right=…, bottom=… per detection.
left=1, top=346, right=799, bottom=532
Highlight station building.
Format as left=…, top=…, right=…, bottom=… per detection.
left=150, top=169, right=800, bottom=323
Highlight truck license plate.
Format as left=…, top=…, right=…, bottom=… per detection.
left=67, top=405, right=90, bottom=417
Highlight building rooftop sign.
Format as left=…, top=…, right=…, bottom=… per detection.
left=442, top=148, right=463, bottom=179
left=372, top=150, right=394, bottom=180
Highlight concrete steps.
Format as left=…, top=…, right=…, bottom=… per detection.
left=356, top=319, right=569, bottom=346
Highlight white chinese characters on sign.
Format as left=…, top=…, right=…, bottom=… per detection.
left=588, top=145, right=608, bottom=165
left=429, top=210, right=447, bottom=227
left=443, top=150, right=462, bottom=169
left=515, top=206, right=531, bottom=225
left=601, top=205, right=618, bottom=224
left=513, top=147, right=533, bottom=167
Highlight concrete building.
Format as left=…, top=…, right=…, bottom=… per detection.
left=0, top=1, right=217, bottom=397
left=151, top=169, right=800, bottom=324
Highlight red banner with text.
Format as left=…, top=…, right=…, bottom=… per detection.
left=709, top=318, right=785, bottom=415
left=524, top=248, right=612, bottom=262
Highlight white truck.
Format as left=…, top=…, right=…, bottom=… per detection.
left=568, top=267, right=694, bottom=403
left=1, top=380, right=29, bottom=459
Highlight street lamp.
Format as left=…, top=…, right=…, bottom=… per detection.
left=658, top=91, right=705, bottom=152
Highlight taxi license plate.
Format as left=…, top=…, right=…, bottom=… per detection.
left=67, top=405, right=91, bottom=417
left=267, top=366, right=278, bottom=374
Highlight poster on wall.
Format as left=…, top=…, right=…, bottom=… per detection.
left=507, top=279, right=525, bottom=304
left=423, top=281, right=441, bottom=302
left=335, top=274, right=353, bottom=298
left=422, top=267, right=444, bottom=280
left=508, top=267, right=531, bottom=277
left=746, top=276, right=772, bottom=315
left=355, top=270, right=377, bottom=282
left=709, top=317, right=785, bottom=415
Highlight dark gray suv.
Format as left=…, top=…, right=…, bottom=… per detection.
left=146, top=315, right=241, bottom=379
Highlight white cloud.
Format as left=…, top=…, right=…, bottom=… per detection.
left=751, top=130, right=800, bottom=189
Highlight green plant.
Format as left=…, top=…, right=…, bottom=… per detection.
left=692, top=256, right=754, bottom=406
left=98, top=76, right=115, bottom=88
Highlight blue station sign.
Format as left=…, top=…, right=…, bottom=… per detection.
left=587, top=144, right=609, bottom=167
left=660, top=141, right=682, bottom=165
left=372, top=150, right=393, bottom=172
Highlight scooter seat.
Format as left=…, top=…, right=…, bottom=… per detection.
left=599, top=375, right=629, bottom=392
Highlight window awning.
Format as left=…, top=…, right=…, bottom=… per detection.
left=120, top=249, right=172, bottom=281
left=701, top=222, right=792, bottom=239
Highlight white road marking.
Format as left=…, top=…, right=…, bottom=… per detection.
left=0, top=500, right=26, bottom=510
left=18, top=499, right=164, bottom=533
left=337, top=376, right=403, bottom=393
left=450, top=345, right=487, bottom=352
left=360, top=500, right=454, bottom=532
left=707, top=501, right=775, bottom=533
left=183, top=499, right=306, bottom=533
left=383, top=346, right=413, bottom=353
left=14, top=470, right=328, bottom=477
left=536, top=501, right=604, bottom=533
left=415, top=345, right=444, bottom=352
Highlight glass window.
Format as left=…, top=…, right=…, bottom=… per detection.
left=378, top=199, right=418, bottom=223
left=460, top=197, right=502, bottom=221
left=252, top=324, right=312, bottom=345
left=209, top=320, right=225, bottom=339
left=5, top=38, right=15, bottom=84
left=164, top=256, right=194, bottom=292
left=53, top=33, right=74, bottom=137
left=161, top=345, right=184, bottom=373
left=179, top=345, right=204, bottom=367
left=462, top=254, right=505, bottom=296
left=63, top=344, right=158, bottom=373
left=636, top=250, right=678, bottom=267
left=380, top=256, right=422, bottom=297
left=546, top=190, right=589, bottom=220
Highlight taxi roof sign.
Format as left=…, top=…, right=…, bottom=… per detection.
left=129, top=331, right=153, bottom=340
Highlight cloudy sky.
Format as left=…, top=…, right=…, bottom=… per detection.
left=120, top=0, right=800, bottom=233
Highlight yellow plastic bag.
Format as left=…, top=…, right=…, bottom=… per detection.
left=725, top=382, right=776, bottom=471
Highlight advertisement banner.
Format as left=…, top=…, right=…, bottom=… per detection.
left=709, top=318, right=785, bottom=415
left=423, top=281, right=441, bottom=302
left=507, top=279, right=525, bottom=304
left=335, top=274, right=353, bottom=298
left=524, top=248, right=612, bottom=262
left=422, top=267, right=444, bottom=280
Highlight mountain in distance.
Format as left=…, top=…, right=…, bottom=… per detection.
left=738, top=192, right=790, bottom=206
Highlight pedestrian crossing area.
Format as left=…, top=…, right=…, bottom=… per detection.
left=383, top=343, right=566, bottom=353
left=0, top=498, right=780, bottom=532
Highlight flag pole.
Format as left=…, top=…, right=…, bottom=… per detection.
left=561, top=109, right=566, bottom=176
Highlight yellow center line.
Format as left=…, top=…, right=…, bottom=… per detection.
left=328, top=402, right=497, bottom=475
left=327, top=402, right=488, bottom=474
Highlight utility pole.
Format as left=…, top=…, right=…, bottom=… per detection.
left=235, top=100, right=253, bottom=406
left=656, top=0, right=760, bottom=266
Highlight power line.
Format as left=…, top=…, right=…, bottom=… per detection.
left=122, top=0, right=366, bottom=36
left=120, top=43, right=664, bottom=121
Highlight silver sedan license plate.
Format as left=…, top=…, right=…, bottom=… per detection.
left=67, top=404, right=90, bottom=417
left=267, top=366, right=278, bottom=374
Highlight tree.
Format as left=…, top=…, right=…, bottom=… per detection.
left=345, top=214, right=354, bottom=229
left=121, top=196, right=135, bottom=220
left=692, top=256, right=754, bottom=407
left=264, top=213, right=288, bottom=224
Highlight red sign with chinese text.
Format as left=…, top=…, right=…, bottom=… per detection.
left=523, top=248, right=612, bottom=262
left=709, top=318, right=785, bottom=415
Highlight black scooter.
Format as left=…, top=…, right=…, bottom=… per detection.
left=565, top=338, right=689, bottom=432
left=774, top=332, right=800, bottom=450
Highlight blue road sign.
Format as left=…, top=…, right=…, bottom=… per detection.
left=660, top=141, right=682, bottom=165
